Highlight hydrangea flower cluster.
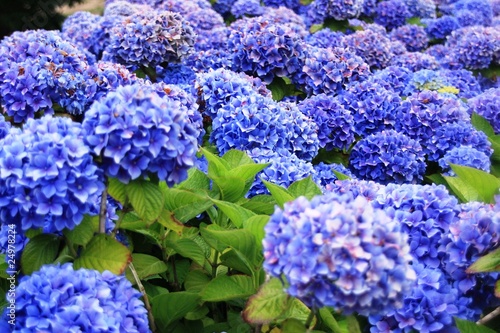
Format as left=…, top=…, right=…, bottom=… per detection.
left=0, top=30, right=97, bottom=121
left=246, top=148, right=314, bottom=197
left=438, top=146, right=491, bottom=176
left=446, top=26, right=500, bottom=70
left=390, top=24, right=429, bottom=52
left=231, top=0, right=265, bottom=18
left=423, top=15, right=460, bottom=40
left=369, top=263, right=466, bottom=333
left=390, top=51, right=440, bottom=71
left=0, top=263, right=150, bottom=332
left=440, top=202, right=500, bottom=314
left=61, top=11, right=103, bottom=57
left=374, top=0, right=411, bottom=31
left=341, top=80, right=404, bottom=137
left=373, top=183, right=459, bottom=267
left=349, top=130, right=426, bottom=184
left=227, top=18, right=305, bottom=84
left=196, top=68, right=271, bottom=119
left=305, top=29, right=345, bottom=49
left=426, top=121, right=492, bottom=162
left=82, top=83, right=199, bottom=185
left=102, top=11, right=196, bottom=69
left=299, top=46, right=370, bottom=95
left=308, top=0, right=365, bottom=22
left=468, top=88, right=500, bottom=134
left=184, top=8, right=225, bottom=32
left=298, top=94, right=355, bottom=151
left=395, top=90, right=470, bottom=155
left=103, top=0, right=153, bottom=17
left=452, top=0, right=493, bottom=26
left=263, top=192, right=416, bottom=314
left=262, top=0, right=302, bottom=12
left=342, top=29, right=396, bottom=69
left=369, top=65, right=414, bottom=95
left=403, top=0, right=436, bottom=19
left=0, top=116, right=104, bottom=233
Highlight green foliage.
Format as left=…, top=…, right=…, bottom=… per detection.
left=443, top=164, right=500, bottom=203
left=467, top=247, right=500, bottom=273
left=455, top=318, right=497, bottom=333
left=21, top=234, right=61, bottom=275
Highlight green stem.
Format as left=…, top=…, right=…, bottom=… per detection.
left=477, top=306, right=500, bottom=325
left=99, top=185, right=108, bottom=234
left=64, top=236, right=78, bottom=258
left=305, top=309, right=316, bottom=333
left=129, top=262, right=156, bottom=332
left=211, top=251, right=220, bottom=278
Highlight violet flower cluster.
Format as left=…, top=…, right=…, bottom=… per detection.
left=263, top=192, right=416, bottom=315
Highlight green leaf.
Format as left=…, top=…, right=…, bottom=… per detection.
left=220, top=249, right=254, bottom=276
left=152, top=292, right=201, bottom=330
left=184, top=270, right=211, bottom=293
left=495, top=280, right=500, bottom=298
left=488, top=135, right=500, bottom=162
left=443, top=176, right=474, bottom=202
left=74, top=234, right=131, bottom=274
left=201, top=275, right=256, bottom=302
left=242, top=278, right=289, bottom=324
left=167, top=238, right=207, bottom=267
left=242, top=215, right=269, bottom=252
left=406, top=17, right=425, bottom=26
left=201, top=226, right=258, bottom=265
left=157, top=210, right=186, bottom=234
left=281, top=318, right=307, bottom=332
left=119, top=212, right=147, bottom=231
left=288, top=176, right=322, bottom=200
left=177, top=168, right=211, bottom=191
left=447, top=164, right=500, bottom=203
left=240, top=195, right=277, bottom=215
left=222, top=149, right=255, bottom=168
left=21, top=234, right=61, bottom=275
left=277, top=298, right=316, bottom=327
left=332, top=170, right=351, bottom=181
left=163, top=188, right=213, bottom=222
left=127, top=179, right=164, bottom=222
left=228, top=163, right=269, bottom=195
left=455, top=318, right=497, bottom=333
left=200, top=147, right=230, bottom=178
left=63, top=214, right=95, bottom=246
left=426, top=173, right=448, bottom=186
left=108, top=177, right=127, bottom=204
left=211, top=175, right=247, bottom=202
left=472, top=113, right=495, bottom=137
left=211, top=199, right=256, bottom=228
left=263, top=180, right=295, bottom=208
left=318, top=308, right=344, bottom=333
left=346, top=315, right=362, bottom=333
left=125, top=253, right=167, bottom=283
left=467, top=247, right=500, bottom=273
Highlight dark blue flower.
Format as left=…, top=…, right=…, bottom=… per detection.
left=263, top=192, right=416, bottom=314
left=369, top=66, right=414, bottom=95
left=390, top=24, right=429, bottom=52
left=305, top=29, right=345, bottom=49
left=298, top=93, right=355, bottom=151
left=438, top=146, right=491, bottom=176
left=390, top=52, right=440, bottom=71
left=423, top=15, right=460, bottom=40
left=403, top=0, right=436, bottom=18
left=349, top=130, right=426, bottom=185
left=342, top=29, right=396, bottom=70
left=231, top=0, right=265, bottom=18
left=312, top=162, right=355, bottom=190
left=375, top=0, right=411, bottom=31
left=83, top=83, right=200, bottom=185
left=0, top=263, right=150, bottom=332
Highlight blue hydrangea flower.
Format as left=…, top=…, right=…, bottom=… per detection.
left=90, top=61, right=141, bottom=102
left=247, top=148, right=314, bottom=197
left=305, top=29, right=345, bottom=49
left=82, top=83, right=200, bottom=185
left=262, top=0, right=302, bottom=12
left=390, top=24, right=429, bottom=52
left=0, top=116, right=104, bottom=233
left=324, top=178, right=383, bottom=201
left=375, top=0, right=411, bottom=31
left=299, top=46, right=370, bottom=96
left=312, top=162, right=355, bottom=190
left=369, top=66, right=414, bottom=95
left=374, top=183, right=459, bottom=267
left=194, top=27, right=230, bottom=52
left=308, top=0, right=365, bottom=22
left=185, top=49, right=232, bottom=73
left=389, top=51, right=440, bottom=71
left=452, top=0, right=493, bottom=26
left=438, top=146, right=491, bottom=176
left=423, top=15, right=460, bottom=40
left=403, top=0, right=436, bottom=18
left=369, top=263, right=466, bottom=333
left=196, top=68, right=272, bottom=119
left=213, top=0, right=237, bottom=15
left=446, top=26, right=500, bottom=70
left=102, top=11, right=196, bottom=69
left=298, top=94, right=355, bottom=151
left=263, top=192, right=416, bottom=314
left=349, top=130, right=426, bottom=185
left=468, top=88, right=500, bottom=134
left=104, top=1, right=153, bottom=16
left=231, top=0, right=265, bottom=18
left=439, top=202, right=500, bottom=317
left=341, top=80, right=404, bottom=137
left=342, top=29, right=396, bottom=69
left=0, top=30, right=97, bottom=121
left=184, top=8, right=225, bottom=32
left=156, top=64, right=196, bottom=87
left=0, top=263, right=150, bottom=332
left=395, top=91, right=470, bottom=156
left=424, top=45, right=463, bottom=70
left=227, top=18, right=305, bottom=84
left=426, top=121, right=492, bottom=162
left=61, top=11, right=103, bottom=58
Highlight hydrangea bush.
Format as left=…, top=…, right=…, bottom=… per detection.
left=1, top=1, right=500, bottom=333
